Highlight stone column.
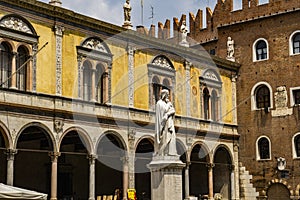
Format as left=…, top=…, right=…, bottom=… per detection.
left=10, top=52, right=17, bottom=89
left=49, top=152, right=60, bottom=200
left=5, top=149, right=17, bottom=186
left=91, top=68, right=96, bottom=102
left=184, top=162, right=191, bottom=200
left=122, top=156, right=129, bottom=200
left=185, top=61, right=191, bottom=117
left=233, top=143, right=240, bottom=200
left=231, top=75, right=238, bottom=124
left=54, top=25, right=64, bottom=96
left=128, top=129, right=136, bottom=189
left=230, top=165, right=235, bottom=200
left=88, top=154, right=96, bottom=200
left=127, top=45, right=135, bottom=108
left=207, top=163, right=215, bottom=200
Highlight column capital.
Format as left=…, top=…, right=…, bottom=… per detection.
left=49, top=152, right=61, bottom=162
left=206, top=163, right=215, bottom=170
left=5, top=149, right=17, bottom=160
left=87, top=154, right=97, bottom=165
left=121, top=156, right=129, bottom=164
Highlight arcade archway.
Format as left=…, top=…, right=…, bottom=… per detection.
left=190, top=144, right=209, bottom=198
left=15, top=125, right=53, bottom=194
left=213, top=146, right=232, bottom=199
left=58, top=130, right=90, bottom=199
left=96, top=133, right=125, bottom=198
left=135, top=138, right=154, bottom=200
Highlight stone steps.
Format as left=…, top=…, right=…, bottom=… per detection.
left=239, top=164, right=259, bottom=200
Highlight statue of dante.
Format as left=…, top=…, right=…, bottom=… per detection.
left=123, top=0, right=131, bottom=22
left=155, top=89, right=177, bottom=156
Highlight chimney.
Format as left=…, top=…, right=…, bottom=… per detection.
left=49, top=0, right=62, bottom=7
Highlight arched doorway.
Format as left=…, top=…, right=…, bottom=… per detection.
left=213, top=147, right=232, bottom=199
left=96, top=133, right=125, bottom=198
left=135, top=138, right=154, bottom=200
left=59, top=130, right=90, bottom=199
left=15, top=125, right=53, bottom=194
left=0, top=129, right=7, bottom=183
left=190, top=144, right=209, bottom=198
left=267, top=183, right=290, bottom=200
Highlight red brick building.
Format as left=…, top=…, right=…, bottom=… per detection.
left=185, top=0, right=300, bottom=199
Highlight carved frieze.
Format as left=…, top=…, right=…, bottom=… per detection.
left=152, top=56, right=172, bottom=69
left=82, top=38, right=108, bottom=53
left=0, top=17, right=32, bottom=34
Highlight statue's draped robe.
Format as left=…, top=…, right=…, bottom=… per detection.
left=155, top=100, right=177, bottom=156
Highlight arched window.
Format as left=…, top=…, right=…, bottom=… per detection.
left=200, top=69, right=222, bottom=121
left=83, top=61, right=92, bottom=101
left=292, top=33, right=300, bottom=54
left=203, top=88, right=210, bottom=120
left=77, top=37, right=112, bottom=102
left=95, top=64, right=105, bottom=103
left=257, top=137, right=271, bottom=160
left=211, top=90, right=218, bottom=121
left=294, top=134, right=300, bottom=158
left=256, top=85, right=270, bottom=109
left=255, top=40, right=268, bottom=60
left=16, top=46, right=29, bottom=91
left=148, top=55, right=175, bottom=110
left=0, top=42, right=12, bottom=88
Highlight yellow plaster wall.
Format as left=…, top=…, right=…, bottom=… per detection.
left=62, top=32, right=84, bottom=98
left=174, top=62, right=186, bottom=116
left=133, top=51, right=152, bottom=110
left=110, top=45, right=128, bottom=106
left=33, top=24, right=56, bottom=95
left=190, top=66, right=201, bottom=118
left=221, top=76, right=233, bottom=123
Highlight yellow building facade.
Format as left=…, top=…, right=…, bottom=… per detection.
left=0, top=0, right=240, bottom=200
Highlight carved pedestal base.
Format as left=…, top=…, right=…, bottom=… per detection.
left=148, top=155, right=185, bottom=200
left=122, top=22, right=132, bottom=30
left=179, top=41, right=189, bottom=47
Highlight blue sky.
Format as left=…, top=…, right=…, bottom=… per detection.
left=39, top=0, right=221, bottom=29
left=38, top=0, right=268, bottom=30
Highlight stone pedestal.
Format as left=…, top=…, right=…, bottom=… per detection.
left=148, top=155, right=185, bottom=200
left=122, top=22, right=133, bottom=30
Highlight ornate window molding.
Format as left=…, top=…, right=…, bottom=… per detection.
left=289, top=86, right=300, bottom=106
left=0, top=14, right=38, bottom=92
left=252, top=38, right=269, bottom=62
left=256, top=136, right=271, bottom=161
left=77, top=37, right=112, bottom=104
left=292, top=132, right=300, bottom=159
left=289, top=31, right=300, bottom=56
left=199, top=69, right=222, bottom=121
left=251, top=81, right=273, bottom=111
left=148, top=55, right=175, bottom=110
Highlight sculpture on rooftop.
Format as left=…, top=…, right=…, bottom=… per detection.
left=123, top=0, right=131, bottom=23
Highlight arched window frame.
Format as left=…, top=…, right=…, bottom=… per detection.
left=16, top=45, right=30, bottom=91
left=200, top=69, right=222, bottom=121
left=251, top=82, right=273, bottom=111
left=289, top=31, right=300, bottom=56
left=77, top=37, right=112, bottom=104
left=292, top=133, right=300, bottom=159
left=0, top=41, right=13, bottom=89
left=253, top=38, right=269, bottom=62
left=0, top=14, right=38, bottom=92
left=256, top=136, right=271, bottom=161
left=147, top=55, right=175, bottom=110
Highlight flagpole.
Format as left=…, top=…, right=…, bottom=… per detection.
left=141, top=0, right=144, bottom=25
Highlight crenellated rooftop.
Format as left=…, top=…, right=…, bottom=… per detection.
left=135, top=0, right=300, bottom=44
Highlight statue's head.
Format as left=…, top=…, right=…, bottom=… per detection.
left=160, top=89, right=169, bottom=100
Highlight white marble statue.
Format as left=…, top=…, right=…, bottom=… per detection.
left=180, top=20, right=188, bottom=43
left=123, top=0, right=131, bottom=23
left=155, top=89, right=177, bottom=156
left=227, top=37, right=235, bottom=61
